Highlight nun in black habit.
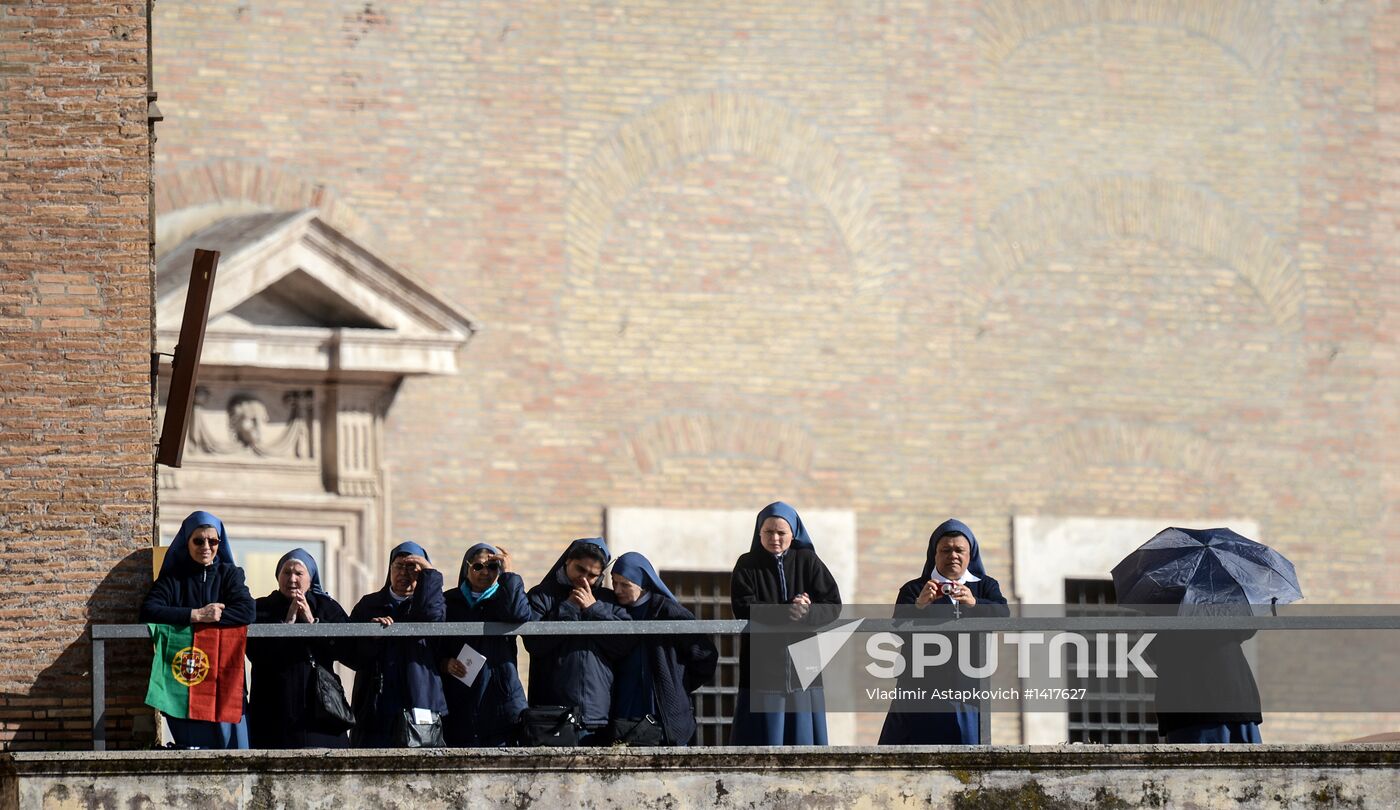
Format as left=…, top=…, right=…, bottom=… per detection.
left=139, top=510, right=256, bottom=749
left=247, top=548, right=352, bottom=748
left=729, top=501, right=841, bottom=745
left=878, top=518, right=1008, bottom=745
left=608, top=551, right=718, bottom=745
left=439, top=543, right=531, bottom=747
left=347, top=540, right=448, bottom=747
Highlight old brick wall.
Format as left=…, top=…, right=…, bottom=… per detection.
left=0, top=1, right=154, bottom=749
left=149, top=0, right=1397, bottom=743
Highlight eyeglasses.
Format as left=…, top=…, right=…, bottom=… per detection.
left=190, top=537, right=221, bottom=548
left=471, top=561, right=502, bottom=572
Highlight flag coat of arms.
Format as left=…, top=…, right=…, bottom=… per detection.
left=146, top=623, right=247, bottom=723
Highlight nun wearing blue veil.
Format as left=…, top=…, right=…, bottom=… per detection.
left=729, top=502, right=841, bottom=746
left=139, top=510, right=256, bottom=749
left=878, top=518, right=1008, bottom=746
left=607, top=552, right=718, bottom=745
left=524, top=537, right=632, bottom=744
left=247, top=548, right=352, bottom=748
left=438, top=543, right=531, bottom=747
left=347, top=541, right=447, bottom=747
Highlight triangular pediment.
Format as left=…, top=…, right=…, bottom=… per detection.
left=221, top=268, right=389, bottom=330
left=156, top=210, right=478, bottom=376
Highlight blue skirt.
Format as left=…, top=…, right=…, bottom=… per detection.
left=729, top=688, right=828, bottom=745
left=878, top=705, right=980, bottom=745
left=166, top=715, right=249, bottom=749
left=1163, top=722, right=1261, bottom=744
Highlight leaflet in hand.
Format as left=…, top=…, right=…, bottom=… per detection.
left=454, top=642, right=487, bottom=687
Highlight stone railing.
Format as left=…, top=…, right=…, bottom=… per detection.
left=2, top=745, right=1397, bottom=809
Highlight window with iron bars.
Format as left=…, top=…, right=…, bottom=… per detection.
left=1064, top=578, right=1159, bottom=744
left=662, top=569, right=739, bottom=746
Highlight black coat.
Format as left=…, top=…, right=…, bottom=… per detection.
left=139, top=561, right=256, bottom=626
left=892, top=574, right=1008, bottom=613
left=730, top=547, right=841, bottom=690
left=889, top=573, right=1009, bottom=690
left=439, top=572, right=532, bottom=746
left=610, top=595, right=719, bottom=745
left=247, top=591, right=352, bottom=748
left=1150, top=630, right=1262, bottom=735
left=524, top=577, right=632, bottom=727
left=347, top=569, right=448, bottom=746
left=877, top=574, right=1009, bottom=745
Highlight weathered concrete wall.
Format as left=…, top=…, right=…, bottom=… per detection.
left=2, top=745, right=1395, bottom=810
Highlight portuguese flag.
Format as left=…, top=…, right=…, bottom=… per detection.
left=145, top=623, right=247, bottom=723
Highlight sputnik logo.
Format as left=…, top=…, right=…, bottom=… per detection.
left=786, top=619, right=865, bottom=689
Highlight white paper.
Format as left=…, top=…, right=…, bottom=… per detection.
left=453, top=642, right=487, bottom=687
left=411, top=707, right=435, bottom=724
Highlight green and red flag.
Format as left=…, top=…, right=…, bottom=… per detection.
left=145, top=623, right=247, bottom=723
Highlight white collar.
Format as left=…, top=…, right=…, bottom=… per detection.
left=934, top=567, right=980, bottom=585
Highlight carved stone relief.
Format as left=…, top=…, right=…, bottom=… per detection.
left=186, top=386, right=316, bottom=461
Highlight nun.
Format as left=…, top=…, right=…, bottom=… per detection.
left=524, top=537, right=632, bottom=745
left=139, top=510, right=256, bottom=749
left=878, top=518, right=1008, bottom=745
left=1149, top=605, right=1263, bottom=743
left=729, top=501, right=841, bottom=745
left=246, top=549, right=351, bottom=748
left=347, top=541, right=447, bottom=747
left=438, top=543, right=531, bottom=747
left=608, top=552, right=719, bottom=746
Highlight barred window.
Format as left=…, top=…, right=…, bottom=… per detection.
left=1064, top=578, right=1159, bottom=744
left=662, top=570, right=739, bottom=746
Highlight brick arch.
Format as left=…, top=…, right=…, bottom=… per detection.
left=1050, top=420, right=1225, bottom=481
left=977, top=0, right=1285, bottom=76
left=625, top=412, right=814, bottom=475
left=975, top=176, right=1303, bottom=332
left=154, top=159, right=380, bottom=249
left=567, top=91, right=899, bottom=290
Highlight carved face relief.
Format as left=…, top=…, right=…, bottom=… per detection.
left=227, top=395, right=269, bottom=449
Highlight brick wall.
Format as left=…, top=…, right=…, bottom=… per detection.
left=0, top=0, right=154, bottom=749
left=141, top=0, right=1398, bottom=745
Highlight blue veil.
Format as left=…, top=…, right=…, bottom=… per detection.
left=611, top=551, right=677, bottom=603
left=922, top=518, right=986, bottom=580
left=749, top=502, right=815, bottom=553
left=159, top=510, right=236, bottom=578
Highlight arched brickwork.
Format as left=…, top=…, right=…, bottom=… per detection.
left=625, top=412, right=815, bottom=475
left=977, top=0, right=1285, bottom=77
left=154, top=159, right=380, bottom=253
left=566, top=91, right=900, bottom=290
left=975, top=176, right=1303, bottom=332
left=1051, top=420, right=1225, bottom=480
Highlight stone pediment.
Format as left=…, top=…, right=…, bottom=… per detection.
left=156, top=210, right=478, bottom=376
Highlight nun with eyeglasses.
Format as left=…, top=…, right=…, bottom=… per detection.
left=246, top=548, right=352, bottom=748
left=438, top=543, right=531, bottom=747
left=139, top=510, right=256, bottom=749
left=729, top=501, right=841, bottom=745
left=607, top=552, right=718, bottom=746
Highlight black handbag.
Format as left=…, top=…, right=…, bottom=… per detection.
left=306, top=655, right=356, bottom=734
left=517, top=705, right=582, bottom=747
left=392, top=708, right=445, bottom=748
left=607, top=714, right=665, bottom=746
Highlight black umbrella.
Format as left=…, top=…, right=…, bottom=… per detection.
left=1111, top=527, right=1303, bottom=607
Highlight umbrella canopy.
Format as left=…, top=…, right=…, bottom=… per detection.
left=1111, top=527, right=1304, bottom=607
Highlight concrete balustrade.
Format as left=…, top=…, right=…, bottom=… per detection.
left=2, top=745, right=1396, bottom=809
